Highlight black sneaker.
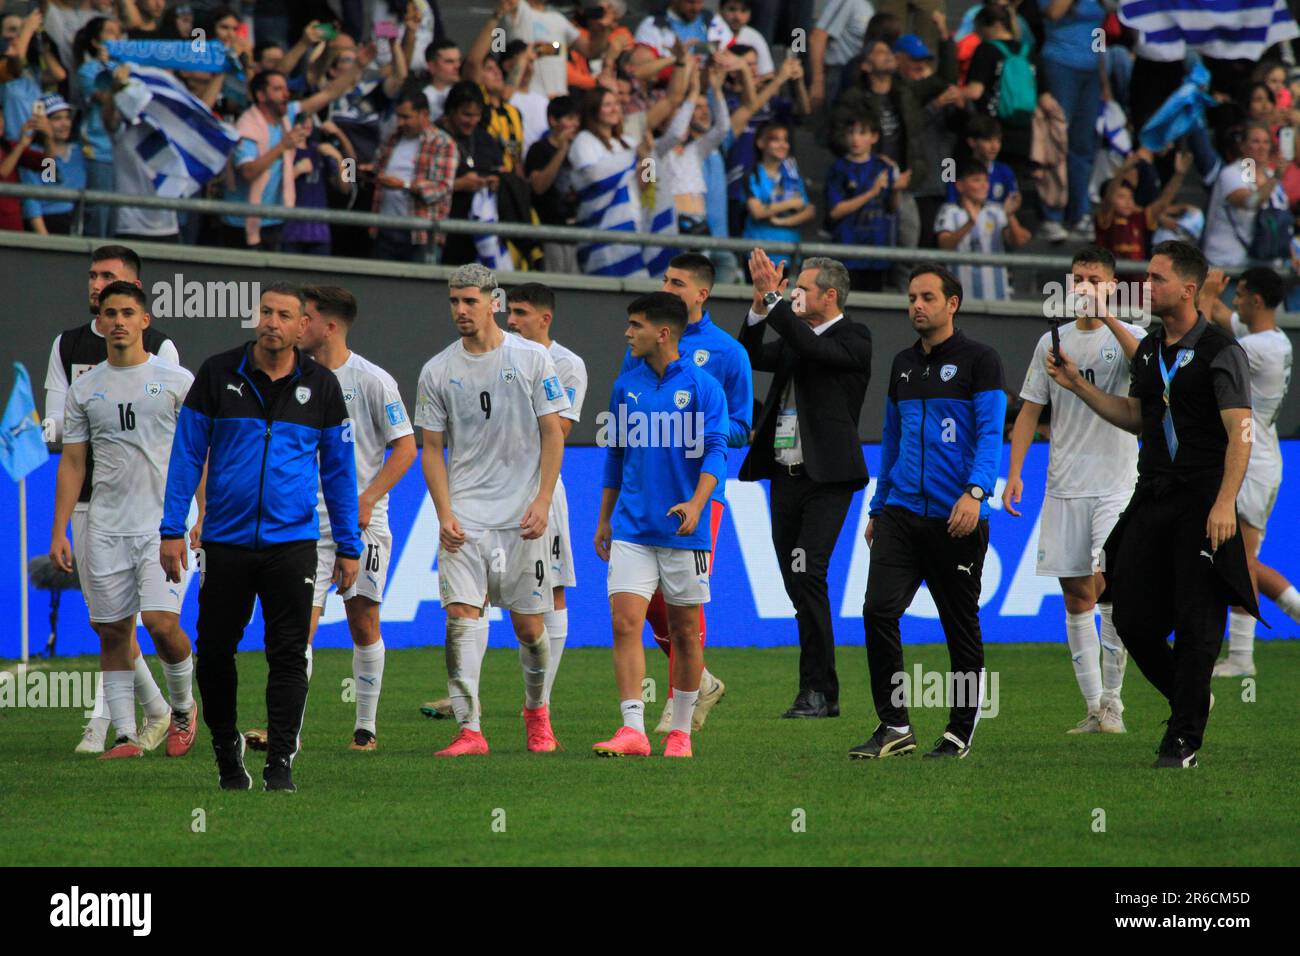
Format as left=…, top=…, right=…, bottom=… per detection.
left=923, top=732, right=971, bottom=759
left=263, top=755, right=296, bottom=792
left=849, top=724, right=917, bottom=759
left=214, top=732, right=252, bottom=790
left=1152, top=735, right=1198, bottom=769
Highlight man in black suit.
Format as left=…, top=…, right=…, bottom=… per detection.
left=739, top=250, right=873, bottom=718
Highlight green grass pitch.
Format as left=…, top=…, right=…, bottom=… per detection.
left=2, top=643, right=1296, bottom=866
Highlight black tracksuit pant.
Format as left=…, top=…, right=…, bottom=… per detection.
left=770, top=469, right=858, bottom=702
left=1107, top=484, right=1228, bottom=752
left=863, top=505, right=989, bottom=745
left=196, top=540, right=316, bottom=763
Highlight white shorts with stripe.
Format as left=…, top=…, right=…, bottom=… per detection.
left=1036, top=491, right=1130, bottom=579
left=314, top=523, right=392, bottom=608
left=607, top=540, right=711, bottom=605
left=438, top=527, right=554, bottom=614
left=82, top=528, right=181, bottom=623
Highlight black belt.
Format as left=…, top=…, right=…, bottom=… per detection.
left=779, top=462, right=804, bottom=477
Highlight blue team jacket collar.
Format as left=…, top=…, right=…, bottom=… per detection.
left=239, top=340, right=304, bottom=381
left=684, top=311, right=712, bottom=336
left=640, top=354, right=692, bottom=383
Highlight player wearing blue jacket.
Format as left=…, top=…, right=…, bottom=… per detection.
left=159, top=283, right=360, bottom=793
left=620, top=254, right=751, bottom=733
left=852, top=264, right=1006, bottom=763
left=594, top=292, right=728, bottom=759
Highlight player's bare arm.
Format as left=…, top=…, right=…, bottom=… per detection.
left=421, top=428, right=464, bottom=552
left=1004, top=398, right=1044, bottom=517
left=49, top=440, right=87, bottom=573
left=1210, top=406, right=1253, bottom=550
left=359, top=434, right=416, bottom=528
left=1199, top=269, right=1236, bottom=330
left=1046, top=347, right=1142, bottom=435
left=670, top=472, right=719, bottom=537
left=521, top=411, right=563, bottom=540
left=594, top=487, right=619, bottom=560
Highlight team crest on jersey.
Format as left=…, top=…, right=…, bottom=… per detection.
left=295, top=386, right=311, bottom=405
left=693, top=349, right=710, bottom=366
left=673, top=389, right=691, bottom=409
left=145, top=382, right=162, bottom=397
left=1102, top=346, right=1117, bottom=363
left=940, top=364, right=958, bottom=382
left=343, top=387, right=357, bottom=403
left=502, top=367, right=517, bottom=384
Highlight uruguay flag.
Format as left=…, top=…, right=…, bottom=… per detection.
left=1119, top=0, right=1300, bottom=62
left=469, top=187, right=515, bottom=273
left=570, top=136, right=648, bottom=279
left=641, top=176, right=678, bottom=278
left=0, top=364, right=49, bottom=483
left=113, top=65, right=238, bottom=198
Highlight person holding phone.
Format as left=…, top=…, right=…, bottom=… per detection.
left=500, top=0, right=588, bottom=98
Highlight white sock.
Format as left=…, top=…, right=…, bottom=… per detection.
left=542, top=608, right=567, bottom=704
left=1066, top=610, right=1102, bottom=711
left=446, top=617, right=484, bottom=732
left=161, top=655, right=194, bottom=714
left=1098, top=603, right=1127, bottom=712
left=670, top=688, right=698, bottom=734
left=887, top=724, right=911, bottom=734
left=91, top=671, right=110, bottom=721
left=620, top=699, right=645, bottom=733
left=133, top=654, right=169, bottom=719
left=518, top=628, right=550, bottom=710
left=353, top=639, right=385, bottom=733
left=474, top=615, right=489, bottom=659
left=305, top=644, right=314, bottom=682
left=1276, top=585, right=1300, bottom=624
left=104, top=670, right=136, bottom=741
left=1228, top=610, right=1255, bottom=667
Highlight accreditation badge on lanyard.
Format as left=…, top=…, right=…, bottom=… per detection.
left=775, top=408, right=797, bottom=449
left=1158, top=347, right=1194, bottom=458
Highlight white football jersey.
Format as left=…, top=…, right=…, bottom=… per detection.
left=1021, top=320, right=1146, bottom=498
left=1231, top=314, right=1292, bottom=478
left=547, top=339, right=588, bottom=424
left=62, top=355, right=193, bottom=535
left=316, top=351, right=414, bottom=534
left=415, top=332, right=570, bottom=530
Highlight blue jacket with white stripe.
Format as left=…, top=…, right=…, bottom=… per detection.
left=870, top=330, right=1006, bottom=520
left=160, top=343, right=361, bottom=557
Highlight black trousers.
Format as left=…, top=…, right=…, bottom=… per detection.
left=863, top=506, right=989, bottom=745
left=196, top=540, right=316, bottom=762
left=770, top=469, right=857, bottom=702
left=1107, top=485, right=1228, bottom=752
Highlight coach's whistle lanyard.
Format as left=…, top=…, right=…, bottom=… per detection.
left=1157, top=346, right=1193, bottom=458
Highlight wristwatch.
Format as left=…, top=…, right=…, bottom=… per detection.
left=965, top=485, right=986, bottom=501
left=762, top=291, right=782, bottom=308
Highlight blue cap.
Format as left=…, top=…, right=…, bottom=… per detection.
left=892, top=34, right=932, bottom=59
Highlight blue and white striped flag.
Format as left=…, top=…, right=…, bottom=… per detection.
left=571, top=143, right=648, bottom=279
left=469, top=187, right=515, bottom=273
left=641, top=175, right=678, bottom=278
left=1119, top=0, right=1299, bottom=62
left=114, top=65, right=238, bottom=198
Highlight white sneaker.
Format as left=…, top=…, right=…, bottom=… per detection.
left=137, top=709, right=170, bottom=751
left=1099, top=704, right=1126, bottom=734
left=75, top=718, right=109, bottom=754
left=1069, top=215, right=1094, bottom=239
left=653, top=697, right=674, bottom=735
left=1212, top=659, right=1255, bottom=678
left=1067, top=711, right=1102, bottom=734
left=692, top=674, right=726, bottom=731
left=1040, top=220, right=1069, bottom=243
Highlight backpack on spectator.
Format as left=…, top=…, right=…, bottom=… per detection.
left=1227, top=200, right=1295, bottom=261
left=988, top=39, right=1036, bottom=129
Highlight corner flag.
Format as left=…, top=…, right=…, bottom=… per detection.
left=0, top=363, right=48, bottom=481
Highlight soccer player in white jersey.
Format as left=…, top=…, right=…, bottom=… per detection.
left=242, top=286, right=417, bottom=752
left=1004, top=246, right=1145, bottom=734
left=415, top=264, right=571, bottom=756
left=44, top=245, right=182, bottom=754
left=593, top=292, right=728, bottom=758
left=48, top=283, right=199, bottom=760
left=1201, top=268, right=1297, bottom=676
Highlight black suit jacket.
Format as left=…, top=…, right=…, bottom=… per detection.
left=738, top=300, right=872, bottom=487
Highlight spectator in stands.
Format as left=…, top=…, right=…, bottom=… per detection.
left=465, top=20, right=529, bottom=173
left=809, top=0, right=874, bottom=117
left=422, top=38, right=462, bottom=120
left=280, top=116, right=357, bottom=256
left=951, top=115, right=1019, bottom=204
left=742, top=118, right=815, bottom=270
left=0, top=101, right=45, bottom=232
left=960, top=5, right=1035, bottom=198
left=1094, top=150, right=1190, bottom=262
left=72, top=15, right=121, bottom=238
left=618, top=40, right=692, bottom=143
left=123, top=0, right=170, bottom=39
left=41, top=0, right=100, bottom=70
left=368, top=89, right=458, bottom=263
left=254, top=42, right=286, bottom=76
left=826, top=112, right=906, bottom=291
left=718, top=0, right=772, bottom=77
left=1, top=9, right=44, bottom=140
left=502, top=0, right=591, bottom=99
left=19, top=95, right=84, bottom=235
left=1038, top=0, right=1106, bottom=241
left=935, top=160, right=1030, bottom=301
left=100, top=62, right=179, bottom=243
left=501, top=41, right=550, bottom=152
left=438, top=81, right=506, bottom=266
left=659, top=61, right=731, bottom=239
left=526, top=94, right=580, bottom=272
left=724, top=49, right=804, bottom=238
left=1203, top=121, right=1288, bottom=269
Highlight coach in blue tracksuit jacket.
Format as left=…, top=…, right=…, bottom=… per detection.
left=853, top=263, right=1006, bottom=762
left=159, top=283, right=359, bottom=792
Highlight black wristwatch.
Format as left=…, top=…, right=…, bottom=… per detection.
left=965, top=485, right=986, bottom=502
left=762, top=290, right=781, bottom=308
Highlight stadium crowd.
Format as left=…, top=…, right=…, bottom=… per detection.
left=4, top=1, right=1300, bottom=301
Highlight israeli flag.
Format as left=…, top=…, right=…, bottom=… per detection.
left=114, top=66, right=238, bottom=198
left=570, top=142, right=648, bottom=279
left=469, top=187, right=515, bottom=273
left=1119, top=0, right=1300, bottom=62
